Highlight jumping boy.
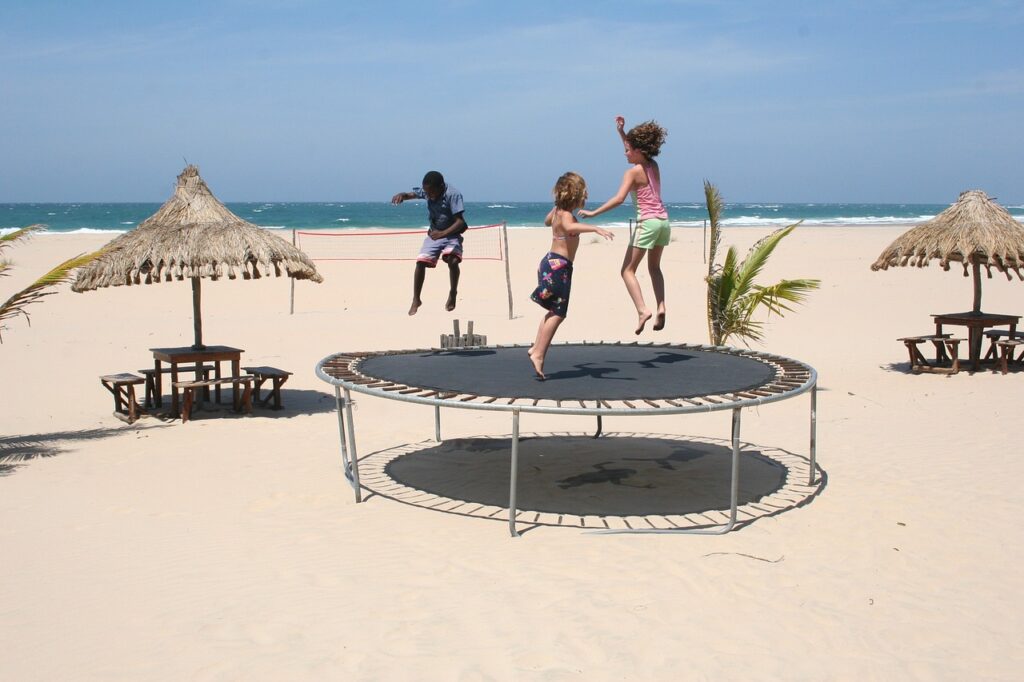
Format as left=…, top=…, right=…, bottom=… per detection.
left=391, top=171, right=467, bottom=315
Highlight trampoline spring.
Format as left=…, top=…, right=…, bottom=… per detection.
left=643, top=400, right=661, bottom=408
left=623, top=400, right=636, bottom=409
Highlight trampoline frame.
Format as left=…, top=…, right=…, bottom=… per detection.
left=315, top=341, right=818, bottom=537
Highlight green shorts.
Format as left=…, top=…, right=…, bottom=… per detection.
left=631, top=217, right=671, bottom=249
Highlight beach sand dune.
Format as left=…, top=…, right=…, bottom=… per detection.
left=1, top=226, right=1022, bottom=680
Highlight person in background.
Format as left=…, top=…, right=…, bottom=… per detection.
left=391, top=171, right=467, bottom=315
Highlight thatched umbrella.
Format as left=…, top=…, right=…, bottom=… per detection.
left=73, top=165, right=323, bottom=348
left=871, top=190, right=1024, bottom=312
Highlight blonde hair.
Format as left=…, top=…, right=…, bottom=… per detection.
left=553, top=172, right=588, bottom=211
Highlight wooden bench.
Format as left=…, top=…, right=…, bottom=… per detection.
left=983, top=329, right=1024, bottom=364
left=99, top=373, right=147, bottom=424
left=898, top=334, right=963, bottom=374
left=174, top=375, right=254, bottom=423
left=139, top=364, right=215, bottom=408
left=243, top=366, right=292, bottom=409
left=995, top=339, right=1024, bottom=375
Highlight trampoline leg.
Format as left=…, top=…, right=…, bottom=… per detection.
left=594, top=414, right=603, bottom=438
left=343, top=387, right=362, bottom=503
left=435, top=405, right=441, bottom=442
left=809, top=383, right=817, bottom=486
left=724, top=408, right=741, bottom=531
left=334, top=386, right=361, bottom=503
left=509, top=409, right=521, bottom=538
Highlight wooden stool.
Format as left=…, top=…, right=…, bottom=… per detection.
left=995, top=339, right=1024, bottom=374
left=99, top=373, right=146, bottom=424
left=139, top=364, right=215, bottom=408
left=983, top=330, right=1024, bottom=363
left=174, top=376, right=254, bottom=423
left=243, top=366, right=292, bottom=409
left=898, top=334, right=961, bottom=374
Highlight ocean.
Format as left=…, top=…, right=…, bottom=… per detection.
left=3, top=201, right=1024, bottom=236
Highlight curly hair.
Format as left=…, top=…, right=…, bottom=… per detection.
left=552, top=172, right=588, bottom=211
left=626, top=120, right=668, bottom=158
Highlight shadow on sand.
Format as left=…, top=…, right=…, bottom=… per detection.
left=350, top=432, right=825, bottom=532
left=0, top=427, right=135, bottom=476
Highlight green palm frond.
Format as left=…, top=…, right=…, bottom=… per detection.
left=0, top=249, right=105, bottom=341
left=704, top=180, right=724, bottom=342
left=750, top=279, right=822, bottom=317
left=732, top=222, right=802, bottom=295
left=703, top=183, right=820, bottom=346
left=0, top=224, right=46, bottom=278
left=0, top=224, right=44, bottom=249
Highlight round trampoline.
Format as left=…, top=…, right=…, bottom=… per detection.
left=316, top=341, right=818, bottom=536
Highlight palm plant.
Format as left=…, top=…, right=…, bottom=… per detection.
left=704, top=181, right=820, bottom=346
left=1, top=225, right=104, bottom=341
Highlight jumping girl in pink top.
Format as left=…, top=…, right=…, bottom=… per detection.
left=578, top=116, right=669, bottom=334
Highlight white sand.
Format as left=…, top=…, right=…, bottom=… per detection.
left=1, top=225, right=1022, bottom=680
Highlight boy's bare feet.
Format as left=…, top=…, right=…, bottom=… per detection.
left=653, top=311, right=666, bottom=331
left=408, top=299, right=422, bottom=316
left=445, top=292, right=457, bottom=312
left=635, top=310, right=653, bottom=335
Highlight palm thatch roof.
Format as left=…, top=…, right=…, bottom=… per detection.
left=871, top=190, right=1024, bottom=280
left=72, top=165, right=323, bottom=292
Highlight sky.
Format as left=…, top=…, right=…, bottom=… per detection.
left=1, top=0, right=1022, bottom=203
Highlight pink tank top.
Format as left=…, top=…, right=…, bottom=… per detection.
left=633, top=162, right=667, bottom=221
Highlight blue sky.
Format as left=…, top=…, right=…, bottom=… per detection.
left=1, top=0, right=1022, bottom=202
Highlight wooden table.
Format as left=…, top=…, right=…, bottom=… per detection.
left=151, top=345, right=244, bottom=416
left=933, top=312, right=1019, bottom=372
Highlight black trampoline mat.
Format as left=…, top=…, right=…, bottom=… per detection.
left=384, top=436, right=787, bottom=516
left=357, top=344, right=777, bottom=401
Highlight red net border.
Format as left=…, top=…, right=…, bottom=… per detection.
left=296, top=222, right=506, bottom=262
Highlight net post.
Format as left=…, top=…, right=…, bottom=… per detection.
left=501, top=222, right=514, bottom=320
left=703, top=220, right=707, bottom=264
left=290, top=229, right=296, bottom=315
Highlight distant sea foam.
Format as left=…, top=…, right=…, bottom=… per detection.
left=2, top=201, right=1022, bottom=236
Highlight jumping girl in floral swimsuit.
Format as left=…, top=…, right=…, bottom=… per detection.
left=528, top=172, right=614, bottom=379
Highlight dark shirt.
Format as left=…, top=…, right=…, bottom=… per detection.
left=412, top=184, right=467, bottom=234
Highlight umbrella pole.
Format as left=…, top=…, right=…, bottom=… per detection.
left=192, top=277, right=204, bottom=349
left=972, top=262, right=982, bottom=313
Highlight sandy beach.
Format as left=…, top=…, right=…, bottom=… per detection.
left=1, top=224, right=1022, bottom=680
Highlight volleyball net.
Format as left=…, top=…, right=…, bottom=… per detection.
left=292, top=222, right=514, bottom=318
